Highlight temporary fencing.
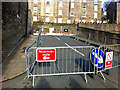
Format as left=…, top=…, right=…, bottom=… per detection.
left=25, top=30, right=120, bottom=87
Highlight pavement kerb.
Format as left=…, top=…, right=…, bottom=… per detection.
left=0, top=69, right=27, bottom=82
left=1, top=35, right=35, bottom=83
left=1, top=37, right=26, bottom=83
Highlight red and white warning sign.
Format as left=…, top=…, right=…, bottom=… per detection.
left=36, top=48, right=56, bottom=62
left=105, top=52, right=113, bottom=69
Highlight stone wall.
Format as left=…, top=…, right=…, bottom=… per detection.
left=2, top=2, right=28, bottom=59
left=79, top=23, right=120, bottom=34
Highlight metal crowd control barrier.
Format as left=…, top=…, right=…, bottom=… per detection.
left=36, top=31, right=42, bottom=47
left=97, top=44, right=120, bottom=74
left=25, top=29, right=120, bottom=87
left=26, top=46, right=97, bottom=87
left=26, top=44, right=120, bottom=87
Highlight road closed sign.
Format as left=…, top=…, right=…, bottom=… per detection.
left=36, top=48, right=56, bottom=62
left=105, top=52, right=113, bottom=69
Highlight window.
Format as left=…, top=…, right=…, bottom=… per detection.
left=58, top=10, right=62, bottom=15
left=94, top=0, right=97, bottom=3
left=33, top=16, right=37, bottom=21
left=34, top=0, right=37, bottom=4
left=71, top=2, right=74, bottom=8
left=70, top=11, right=74, bottom=16
left=82, top=20, right=86, bottom=23
left=46, top=8, right=50, bottom=14
left=58, top=18, right=62, bottom=23
left=94, top=5, right=98, bottom=11
left=45, top=17, right=50, bottom=22
left=67, top=20, right=71, bottom=24
left=54, top=18, right=57, bottom=23
left=33, top=7, right=37, bottom=12
left=83, top=0, right=86, bottom=2
left=58, top=10, right=62, bottom=16
left=82, top=12, right=86, bottom=17
left=59, top=1, right=63, bottom=7
left=83, top=4, right=86, bottom=9
left=46, top=0, right=50, bottom=5
left=94, top=13, right=98, bottom=18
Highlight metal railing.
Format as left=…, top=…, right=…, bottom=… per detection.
left=26, top=28, right=120, bottom=87
left=97, top=44, right=120, bottom=71
left=36, top=30, right=42, bottom=47
left=25, top=31, right=42, bottom=76
left=74, top=30, right=120, bottom=45
left=36, top=26, right=120, bottom=45
left=26, top=44, right=120, bottom=87
left=26, top=46, right=96, bottom=86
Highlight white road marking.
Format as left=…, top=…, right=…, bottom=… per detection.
left=65, top=43, right=85, bottom=56
left=55, top=36, right=60, bottom=40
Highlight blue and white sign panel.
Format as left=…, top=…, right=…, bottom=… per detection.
left=90, top=48, right=104, bottom=68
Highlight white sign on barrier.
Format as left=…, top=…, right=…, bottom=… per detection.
left=105, top=52, right=113, bottom=69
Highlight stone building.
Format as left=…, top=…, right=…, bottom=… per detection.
left=29, top=0, right=102, bottom=24
left=107, top=1, right=117, bottom=24
left=117, top=1, right=120, bottom=24
left=106, top=1, right=120, bottom=24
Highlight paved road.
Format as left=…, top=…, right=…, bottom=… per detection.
left=2, top=35, right=119, bottom=88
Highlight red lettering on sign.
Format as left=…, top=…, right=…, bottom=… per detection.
left=106, top=61, right=112, bottom=66
left=107, top=53, right=112, bottom=60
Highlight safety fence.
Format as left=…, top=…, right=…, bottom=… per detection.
left=97, top=44, right=120, bottom=71
left=36, top=26, right=120, bottom=45
left=26, top=44, right=120, bottom=87
left=36, top=31, right=42, bottom=47
left=26, top=46, right=96, bottom=86
left=74, top=30, right=120, bottom=45
left=26, top=31, right=120, bottom=87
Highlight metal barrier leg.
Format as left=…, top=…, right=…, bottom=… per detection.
left=33, top=76, right=35, bottom=87
left=76, top=38, right=79, bottom=41
left=100, top=71, right=106, bottom=82
left=28, top=70, right=29, bottom=78
left=84, top=74, right=88, bottom=83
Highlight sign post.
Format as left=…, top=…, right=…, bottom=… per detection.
left=36, top=48, right=56, bottom=62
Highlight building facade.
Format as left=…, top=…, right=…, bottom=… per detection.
left=29, top=0, right=102, bottom=24
left=106, top=1, right=120, bottom=24
left=117, top=1, right=120, bottom=24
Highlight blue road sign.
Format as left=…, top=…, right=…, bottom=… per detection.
left=90, top=48, right=104, bottom=68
